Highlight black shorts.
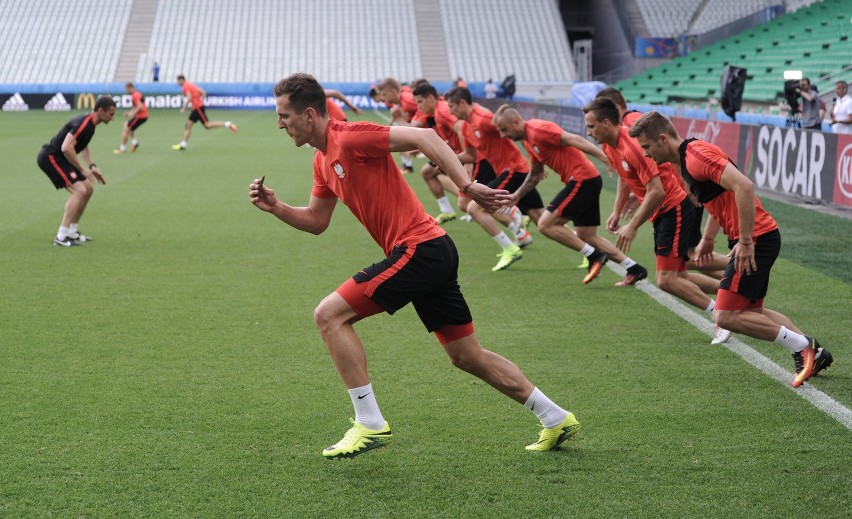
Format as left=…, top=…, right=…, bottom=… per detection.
left=189, top=107, right=209, bottom=124
left=688, top=205, right=704, bottom=249
left=653, top=197, right=694, bottom=260
left=489, top=170, right=544, bottom=214
left=37, top=147, right=83, bottom=189
left=128, top=115, right=148, bottom=131
left=719, top=229, right=781, bottom=302
left=350, top=234, right=472, bottom=332
left=471, top=159, right=496, bottom=185
left=546, top=176, right=602, bottom=227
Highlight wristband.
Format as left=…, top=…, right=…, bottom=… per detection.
left=739, top=241, right=753, bottom=245
left=89, top=163, right=97, bottom=169
left=461, top=182, right=473, bottom=194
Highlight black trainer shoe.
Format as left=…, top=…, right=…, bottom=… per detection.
left=68, top=233, right=92, bottom=245
left=616, top=264, right=648, bottom=286
left=812, top=347, right=833, bottom=377
left=53, top=236, right=79, bottom=247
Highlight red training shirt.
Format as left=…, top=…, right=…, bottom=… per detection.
left=523, top=119, right=599, bottom=183
left=602, top=126, right=686, bottom=221
left=683, top=140, right=778, bottom=240
left=311, top=120, right=446, bottom=255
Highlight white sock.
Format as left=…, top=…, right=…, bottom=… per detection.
left=131, top=138, right=138, bottom=146
left=437, top=196, right=453, bottom=214
left=180, top=140, right=187, bottom=148
left=57, top=226, right=70, bottom=239
left=774, top=326, right=810, bottom=353
left=69, top=223, right=79, bottom=235
left=347, top=383, right=385, bottom=430
left=705, top=299, right=715, bottom=315
left=524, top=387, right=568, bottom=428
left=225, top=120, right=232, bottom=128
left=508, top=206, right=523, bottom=234
left=493, top=231, right=515, bottom=250
left=579, top=243, right=595, bottom=257
left=119, top=144, right=127, bottom=151
left=620, top=258, right=637, bottom=269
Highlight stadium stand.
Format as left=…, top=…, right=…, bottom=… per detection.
left=614, top=0, right=851, bottom=106
left=635, top=0, right=703, bottom=37
left=440, top=0, right=576, bottom=82
left=690, top=0, right=778, bottom=35
left=142, top=0, right=422, bottom=83
left=0, top=0, right=133, bottom=83
left=0, top=0, right=576, bottom=85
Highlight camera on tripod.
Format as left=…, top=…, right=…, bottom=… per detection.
left=782, top=71, right=803, bottom=128
left=784, top=80, right=801, bottom=115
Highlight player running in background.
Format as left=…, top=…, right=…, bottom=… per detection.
left=629, top=111, right=833, bottom=386
left=37, top=95, right=116, bottom=246
left=583, top=98, right=731, bottom=341
left=412, top=82, right=464, bottom=223
left=446, top=86, right=545, bottom=272
left=376, top=77, right=426, bottom=172
left=493, top=105, right=648, bottom=285
left=114, top=82, right=148, bottom=154
left=172, top=74, right=237, bottom=151
left=325, top=88, right=362, bottom=121
left=250, top=73, right=581, bottom=458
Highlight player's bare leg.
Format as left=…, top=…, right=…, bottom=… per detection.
left=656, top=270, right=714, bottom=309
left=62, top=180, right=93, bottom=228
left=440, top=334, right=533, bottom=403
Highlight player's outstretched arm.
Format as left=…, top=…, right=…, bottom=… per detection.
left=249, top=178, right=337, bottom=235
left=388, top=126, right=512, bottom=211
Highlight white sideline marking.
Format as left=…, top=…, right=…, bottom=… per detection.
left=629, top=278, right=852, bottom=430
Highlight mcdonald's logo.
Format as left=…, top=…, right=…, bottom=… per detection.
left=76, top=93, right=96, bottom=110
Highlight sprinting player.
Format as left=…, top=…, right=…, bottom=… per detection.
left=250, top=73, right=581, bottom=458
left=595, top=87, right=644, bottom=127
left=493, top=105, right=648, bottom=285
left=583, top=98, right=730, bottom=342
left=412, top=82, right=464, bottom=223
left=172, top=74, right=237, bottom=151
left=325, top=89, right=362, bottom=121
left=114, top=82, right=148, bottom=154
left=597, top=86, right=730, bottom=285
left=446, top=86, right=544, bottom=272
left=376, top=77, right=426, bottom=172
left=37, top=95, right=116, bottom=246
left=628, top=111, right=834, bottom=386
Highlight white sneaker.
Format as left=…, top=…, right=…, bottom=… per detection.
left=460, top=213, right=473, bottom=222
left=516, top=231, right=534, bottom=248
left=711, top=326, right=731, bottom=344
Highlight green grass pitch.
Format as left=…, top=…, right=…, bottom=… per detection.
left=1, top=109, right=850, bottom=517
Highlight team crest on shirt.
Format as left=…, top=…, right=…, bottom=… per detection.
left=474, top=130, right=481, bottom=138
left=533, top=145, right=540, bottom=154
left=622, top=160, right=630, bottom=171
left=332, top=161, right=345, bottom=179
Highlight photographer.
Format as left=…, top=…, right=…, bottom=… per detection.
left=797, top=78, right=822, bottom=130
